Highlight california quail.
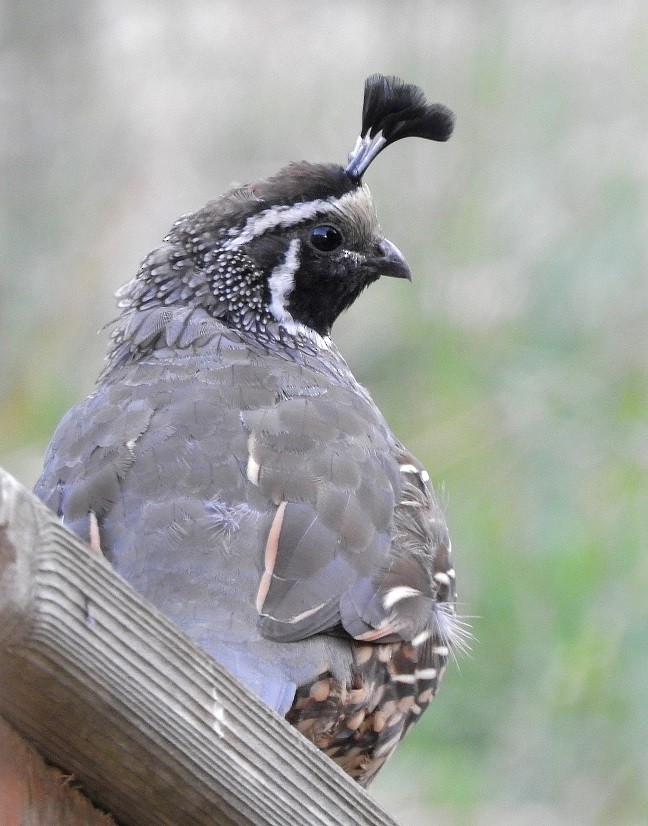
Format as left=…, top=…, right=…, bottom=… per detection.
left=34, top=75, right=462, bottom=786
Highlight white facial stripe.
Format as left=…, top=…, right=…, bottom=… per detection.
left=223, top=189, right=367, bottom=249
left=265, top=238, right=332, bottom=349
left=267, top=238, right=301, bottom=326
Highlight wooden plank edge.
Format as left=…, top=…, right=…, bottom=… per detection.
left=0, top=716, right=117, bottom=826
left=0, top=466, right=398, bottom=826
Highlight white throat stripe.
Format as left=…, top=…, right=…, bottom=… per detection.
left=265, top=238, right=331, bottom=348
left=267, top=238, right=301, bottom=327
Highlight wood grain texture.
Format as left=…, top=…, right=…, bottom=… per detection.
left=0, top=466, right=398, bottom=826
left=0, top=717, right=116, bottom=826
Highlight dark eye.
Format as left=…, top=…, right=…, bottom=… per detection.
left=309, top=224, right=343, bottom=252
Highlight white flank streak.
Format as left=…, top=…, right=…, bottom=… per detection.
left=399, top=463, right=418, bottom=474
left=446, top=568, right=456, bottom=579
left=400, top=464, right=430, bottom=484
left=412, top=629, right=433, bottom=647
left=391, top=673, right=417, bottom=684
left=247, top=455, right=260, bottom=486
left=267, top=238, right=301, bottom=326
left=223, top=190, right=364, bottom=249
left=432, top=645, right=449, bottom=657
left=285, top=601, right=326, bottom=624
left=415, top=668, right=438, bottom=680
left=88, top=511, right=101, bottom=556
left=382, top=586, right=421, bottom=610
left=246, top=434, right=260, bottom=486
left=433, top=571, right=451, bottom=586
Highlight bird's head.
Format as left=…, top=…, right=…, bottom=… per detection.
left=113, top=75, right=454, bottom=354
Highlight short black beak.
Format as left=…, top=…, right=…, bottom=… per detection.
left=378, top=238, right=412, bottom=281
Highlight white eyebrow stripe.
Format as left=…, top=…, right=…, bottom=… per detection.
left=222, top=189, right=364, bottom=249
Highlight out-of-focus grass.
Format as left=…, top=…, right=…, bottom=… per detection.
left=366, top=254, right=647, bottom=820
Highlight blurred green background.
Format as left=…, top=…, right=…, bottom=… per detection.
left=2, top=2, right=647, bottom=823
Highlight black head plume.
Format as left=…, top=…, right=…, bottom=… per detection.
left=344, top=74, right=454, bottom=181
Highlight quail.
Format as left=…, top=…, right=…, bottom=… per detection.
left=34, top=75, right=462, bottom=786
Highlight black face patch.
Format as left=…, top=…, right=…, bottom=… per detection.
left=286, top=242, right=379, bottom=337
left=113, top=167, right=398, bottom=346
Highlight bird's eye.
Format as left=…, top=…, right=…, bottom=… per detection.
left=309, top=224, right=343, bottom=252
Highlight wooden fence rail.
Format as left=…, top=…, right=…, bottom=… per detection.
left=0, top=466, right=397, bottom=826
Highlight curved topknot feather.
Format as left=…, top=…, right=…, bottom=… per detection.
left=345, top=74, right=454, bottom=180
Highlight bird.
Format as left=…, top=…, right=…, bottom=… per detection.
left=34, top=74, right=462, bottom=786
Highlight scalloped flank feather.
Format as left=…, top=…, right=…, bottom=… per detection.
left=344, top=74, right=454, bottom=181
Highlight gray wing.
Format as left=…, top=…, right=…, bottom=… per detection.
left=241, top=380, right=453, bottom=649
left=34, top=390, right=155, bottom=545
left=35, top=332, right=452, bottom=713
